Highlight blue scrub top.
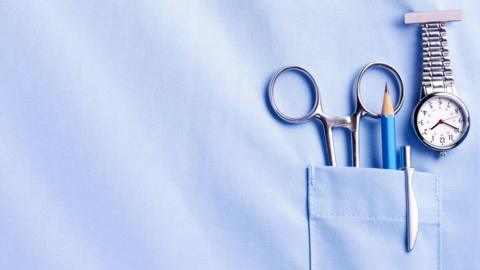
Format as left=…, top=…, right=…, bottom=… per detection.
left=0, top=1, right=478, bottom=269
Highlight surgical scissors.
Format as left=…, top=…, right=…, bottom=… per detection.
left=268, top=62, right=405, bottom=167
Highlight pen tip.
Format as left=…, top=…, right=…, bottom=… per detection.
left=384, top=82, right=389, bottom=94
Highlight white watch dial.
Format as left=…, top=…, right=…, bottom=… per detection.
left=415, top=95, right=468, bottom=148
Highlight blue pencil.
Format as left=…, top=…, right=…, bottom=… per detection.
left=381, top=83, right=397, bottom=169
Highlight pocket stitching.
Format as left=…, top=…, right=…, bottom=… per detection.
left=435, top=175, right=441, bottom=270
left=308, top=167, right=441, bottom=270
left=310, top=168, right=439, bottom=223
left=308, top=168, right=316, bottom=270
left=313, top=212, right=439, bottom=223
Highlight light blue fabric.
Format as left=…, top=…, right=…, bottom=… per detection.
left=309, top=167, right=440, bottom=269
left=0, top=1, right=478, bottom=269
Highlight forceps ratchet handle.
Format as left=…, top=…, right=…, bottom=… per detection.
left=322, top=115, right=361, bottom=167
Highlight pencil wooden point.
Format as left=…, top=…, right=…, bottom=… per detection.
left=382, top=83, right=394, bottom=116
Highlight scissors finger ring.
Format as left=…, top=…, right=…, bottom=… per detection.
left=268, top=66, right=321, bottom=124
left=356, top=62, right=405, bottom=118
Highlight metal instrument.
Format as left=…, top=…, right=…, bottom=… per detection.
left=400, top=145, right=418, bottom=252
left=405, top=10, right=470, bottom=156
left=268, top=62, right=405, bottom=167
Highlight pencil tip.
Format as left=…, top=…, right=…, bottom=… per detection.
left=382, top=82, right=394, bottom=116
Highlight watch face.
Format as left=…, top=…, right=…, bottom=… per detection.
left=414, top=93, right=470, bottom=150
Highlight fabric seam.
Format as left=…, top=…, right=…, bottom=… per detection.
left=436, top=175, right=441, bottom=270
left=308, top=167, right=441, bottom=270
left=308, top=168, right=316, bottom=270
left=313, top=212, right=438, bottom=224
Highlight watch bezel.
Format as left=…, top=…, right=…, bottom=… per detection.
left=413, top=92, right=470, bottom=151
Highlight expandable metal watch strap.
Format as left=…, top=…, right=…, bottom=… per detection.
left=421, top=22, right=456, bottom=95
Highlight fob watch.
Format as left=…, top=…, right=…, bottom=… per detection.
left=405, top=11, right=470, bottom=156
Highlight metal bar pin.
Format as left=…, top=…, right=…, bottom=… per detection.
left=400, top=145, right=419, bottom=252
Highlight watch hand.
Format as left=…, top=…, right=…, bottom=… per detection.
left=442, top=121, right=459, bottom=130
left=430, top=120, right=442, bottom=130
left=443, top=115, right=460, bottom=121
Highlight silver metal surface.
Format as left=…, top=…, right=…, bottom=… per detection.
left=268, top=62, right=405, bottom=167
left=400, top=145, right=418, bottom=252
left=420, top=22, right=457, bottom=96
left=400, top=145, right=412, bottom=168
left=405, top=12, right=458, bottom=96
left=412, top=92, right=470, bottom=151
left=404, top=10, right=462, bottom=24
left=405, top=10, right=470, bottom=154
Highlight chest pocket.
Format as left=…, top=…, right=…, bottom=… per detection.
left=308, top=166, right=440, bottom=270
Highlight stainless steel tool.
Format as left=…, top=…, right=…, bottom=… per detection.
left=268, top=62, right=405, bottom=167
left=400, top=145, right=418, bottom=252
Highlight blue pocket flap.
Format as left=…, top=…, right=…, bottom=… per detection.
left=309, top=166, right=439, bottom=224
